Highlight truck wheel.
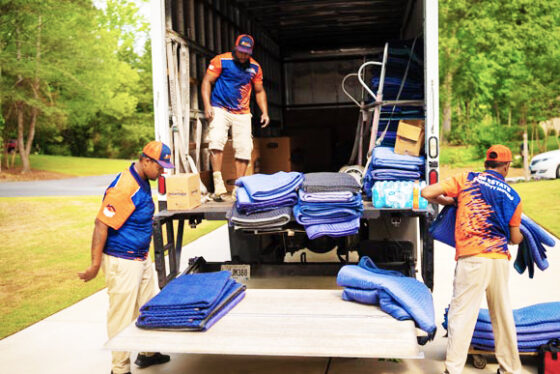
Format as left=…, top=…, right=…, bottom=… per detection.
left=471, top=354, right=487, bottom=369
left=556, top=165, right=560, bottom=179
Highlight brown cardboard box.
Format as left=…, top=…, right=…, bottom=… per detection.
left=221, top=139, right=260, bottom=192
left=166, top=173, right=201, bottom=211
left=394, top=120, right=425, bottom=157
left=258, top=137, right=300, bottom=173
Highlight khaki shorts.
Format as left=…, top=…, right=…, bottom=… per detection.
left=208, top=106, right=253, bottom=161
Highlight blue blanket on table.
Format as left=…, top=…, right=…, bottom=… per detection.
left=305, top=218, right=360, bottom=239
left=371, top=168, right=422, bottom=181
left=302, top=172, right=361, bottom=194
left=236, top=187, right=298, bottom=214
left=137, top=285, right=245, bottom=330
left=140, top=271, right=233, bottom=311
left=337, top=257, right=436, bottom=340
left=235, top=172, right=303, bottom=202
left=298, top=190, right=356, bottom=203
left=293, top=204, right=362, bottom=226
left=372, top=147, right=424, bottom=171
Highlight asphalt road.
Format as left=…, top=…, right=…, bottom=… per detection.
left=0, top=174, right=118, bottom=197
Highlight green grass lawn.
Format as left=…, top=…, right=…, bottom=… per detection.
left=514, top=179, right=560, bottom=238
left=0, top=196, right=224, bottom=339
left=13, top=154, right=134, bottom=176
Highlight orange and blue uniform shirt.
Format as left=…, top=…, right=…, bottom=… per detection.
left=96, top=164, right=154, bottom=260
left=440, top=170, right=522, bottom=260
left=207, top=52, right=263, bottom=114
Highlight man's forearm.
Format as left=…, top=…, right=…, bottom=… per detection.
left=256, top=90, right=268, bottom=115
left=201, top=80, right=212, bottom=110
left=90, top=219, right=108, bottom=267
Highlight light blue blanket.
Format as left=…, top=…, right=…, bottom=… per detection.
left=305, top=218, right=360, bottom=239
left=236, top=172, right=303, bottom=202
left=236, top=187, right=298, bottom=214
left=293, top=204, right=362, bottom=225
left=371, top=168, right=422, bottom=181
left=372, top=147, right=425, bottom=171
left=337, top=257, right=436, bottom=339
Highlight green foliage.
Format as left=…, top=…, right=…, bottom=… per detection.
left=0, top=0, right=153, bottom=163
left=440, top=0, right=560, bottom=146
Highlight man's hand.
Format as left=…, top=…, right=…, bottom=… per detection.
left=260, top=113, right=270, bottom=128
left=205, top=107, right=214, bottom=122
left=78, top=264, right=100, bottom=282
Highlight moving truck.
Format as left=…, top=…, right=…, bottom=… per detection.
left=106, top=0, right=441, bottom=361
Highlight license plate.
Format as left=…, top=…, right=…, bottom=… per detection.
left=221, top=264, right=250, bottom=283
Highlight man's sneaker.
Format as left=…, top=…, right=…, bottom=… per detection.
left=232, top=185, right=238, bottom=201
left=134, top=352, right=170, bottom=369
left=110, top=372, right=130, bottom=374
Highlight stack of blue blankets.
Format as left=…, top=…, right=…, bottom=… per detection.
left=228, top=172, right=303, bottom=231
left=363, top=146, right=425, bottom=199
left=337, top=257, right=436, bottom=344
left=443, top=302, right=560, bottom=352
left=430, top=206, right=557, bottom=278
left=294, top=173, right=363, bottom=239
left=136, top=271, right=245, bottom=331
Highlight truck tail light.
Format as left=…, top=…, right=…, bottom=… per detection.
left=428, top=136, right=439, bottom=159
left=429, top=169, right=438, bottom=185
left=158, top=175, right=166, bottom=195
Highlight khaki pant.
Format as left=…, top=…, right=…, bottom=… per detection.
left=102, top=254, right=157, bottom=374
left=208, top=106, right=253, bottom=160
left=445, top=256, right=521, bottom=374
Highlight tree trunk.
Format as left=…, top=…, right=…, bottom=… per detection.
left=20, top=15, right=42, bottom=173
left=508, top=107, right=512, bottom=127
left=494, top=102, right=500, bottom=124
left=15, top=25, right=32, bottom=173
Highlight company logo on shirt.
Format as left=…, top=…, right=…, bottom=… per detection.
left=246, top=67, right=256, bottom=74
left=209, top=64, right=215, bottom=70
left=103, top=204, right=116, bottom=218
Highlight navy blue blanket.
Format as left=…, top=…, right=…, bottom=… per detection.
left=305, top=218, right=360, bottom=240
left=337, top=257, right=436, bottom=340
left=140, top=271, right=233, bottom=311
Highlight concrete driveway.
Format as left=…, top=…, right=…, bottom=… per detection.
left=0, top=225, right=555, bottom=373
left=0, top=174, right=118, bottom=197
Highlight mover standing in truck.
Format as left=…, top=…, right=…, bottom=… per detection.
left=421, top=145, right=523, bottom=374
left=78, top=141, right=173, bottom=374
left=201, top=34, right=270, bottom=200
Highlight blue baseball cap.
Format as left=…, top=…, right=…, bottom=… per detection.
left=142, top=141, right=174, bottom=169
left=235, top=34, right=254, bottom=55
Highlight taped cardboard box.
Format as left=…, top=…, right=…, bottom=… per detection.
left=394, top=120, right=425, bottom=157
left=221, top=139, right=260, bottom=192
left=166, top=173, right=201, bottom=211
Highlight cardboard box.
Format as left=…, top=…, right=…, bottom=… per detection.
left=394, top=120, right=425, bottom=157
left=221, top=139, right=260, bottom=192
left=258, top=137, right=302, bottom=173
left=166, top=173, right=201, bottom=211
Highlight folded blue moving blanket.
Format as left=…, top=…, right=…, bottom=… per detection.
left=305, top=218, right=360, bottom=240
left=236, top=172, right=303, bottom=202
left=299, top=190, right=356, bottom=203
left=236, top=187, right=298, bottom=214
left=443, top=302, right=560, bottom=351
left=302, top=172, right=361, bottom=194
left=140, top=271, right=233, bottom=311
left=137, top=271, right=246, bottom=331
left=372, top=147, right=425, bottom=171
left=228, top=206, right=292, bottom=230
left=337, top=256, right=436, bottom=340
left=293, top=204, right=362, bottom=226
left=371, top=168, right=422, bottom=181
left=137, top=283, right=246, bottom=330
